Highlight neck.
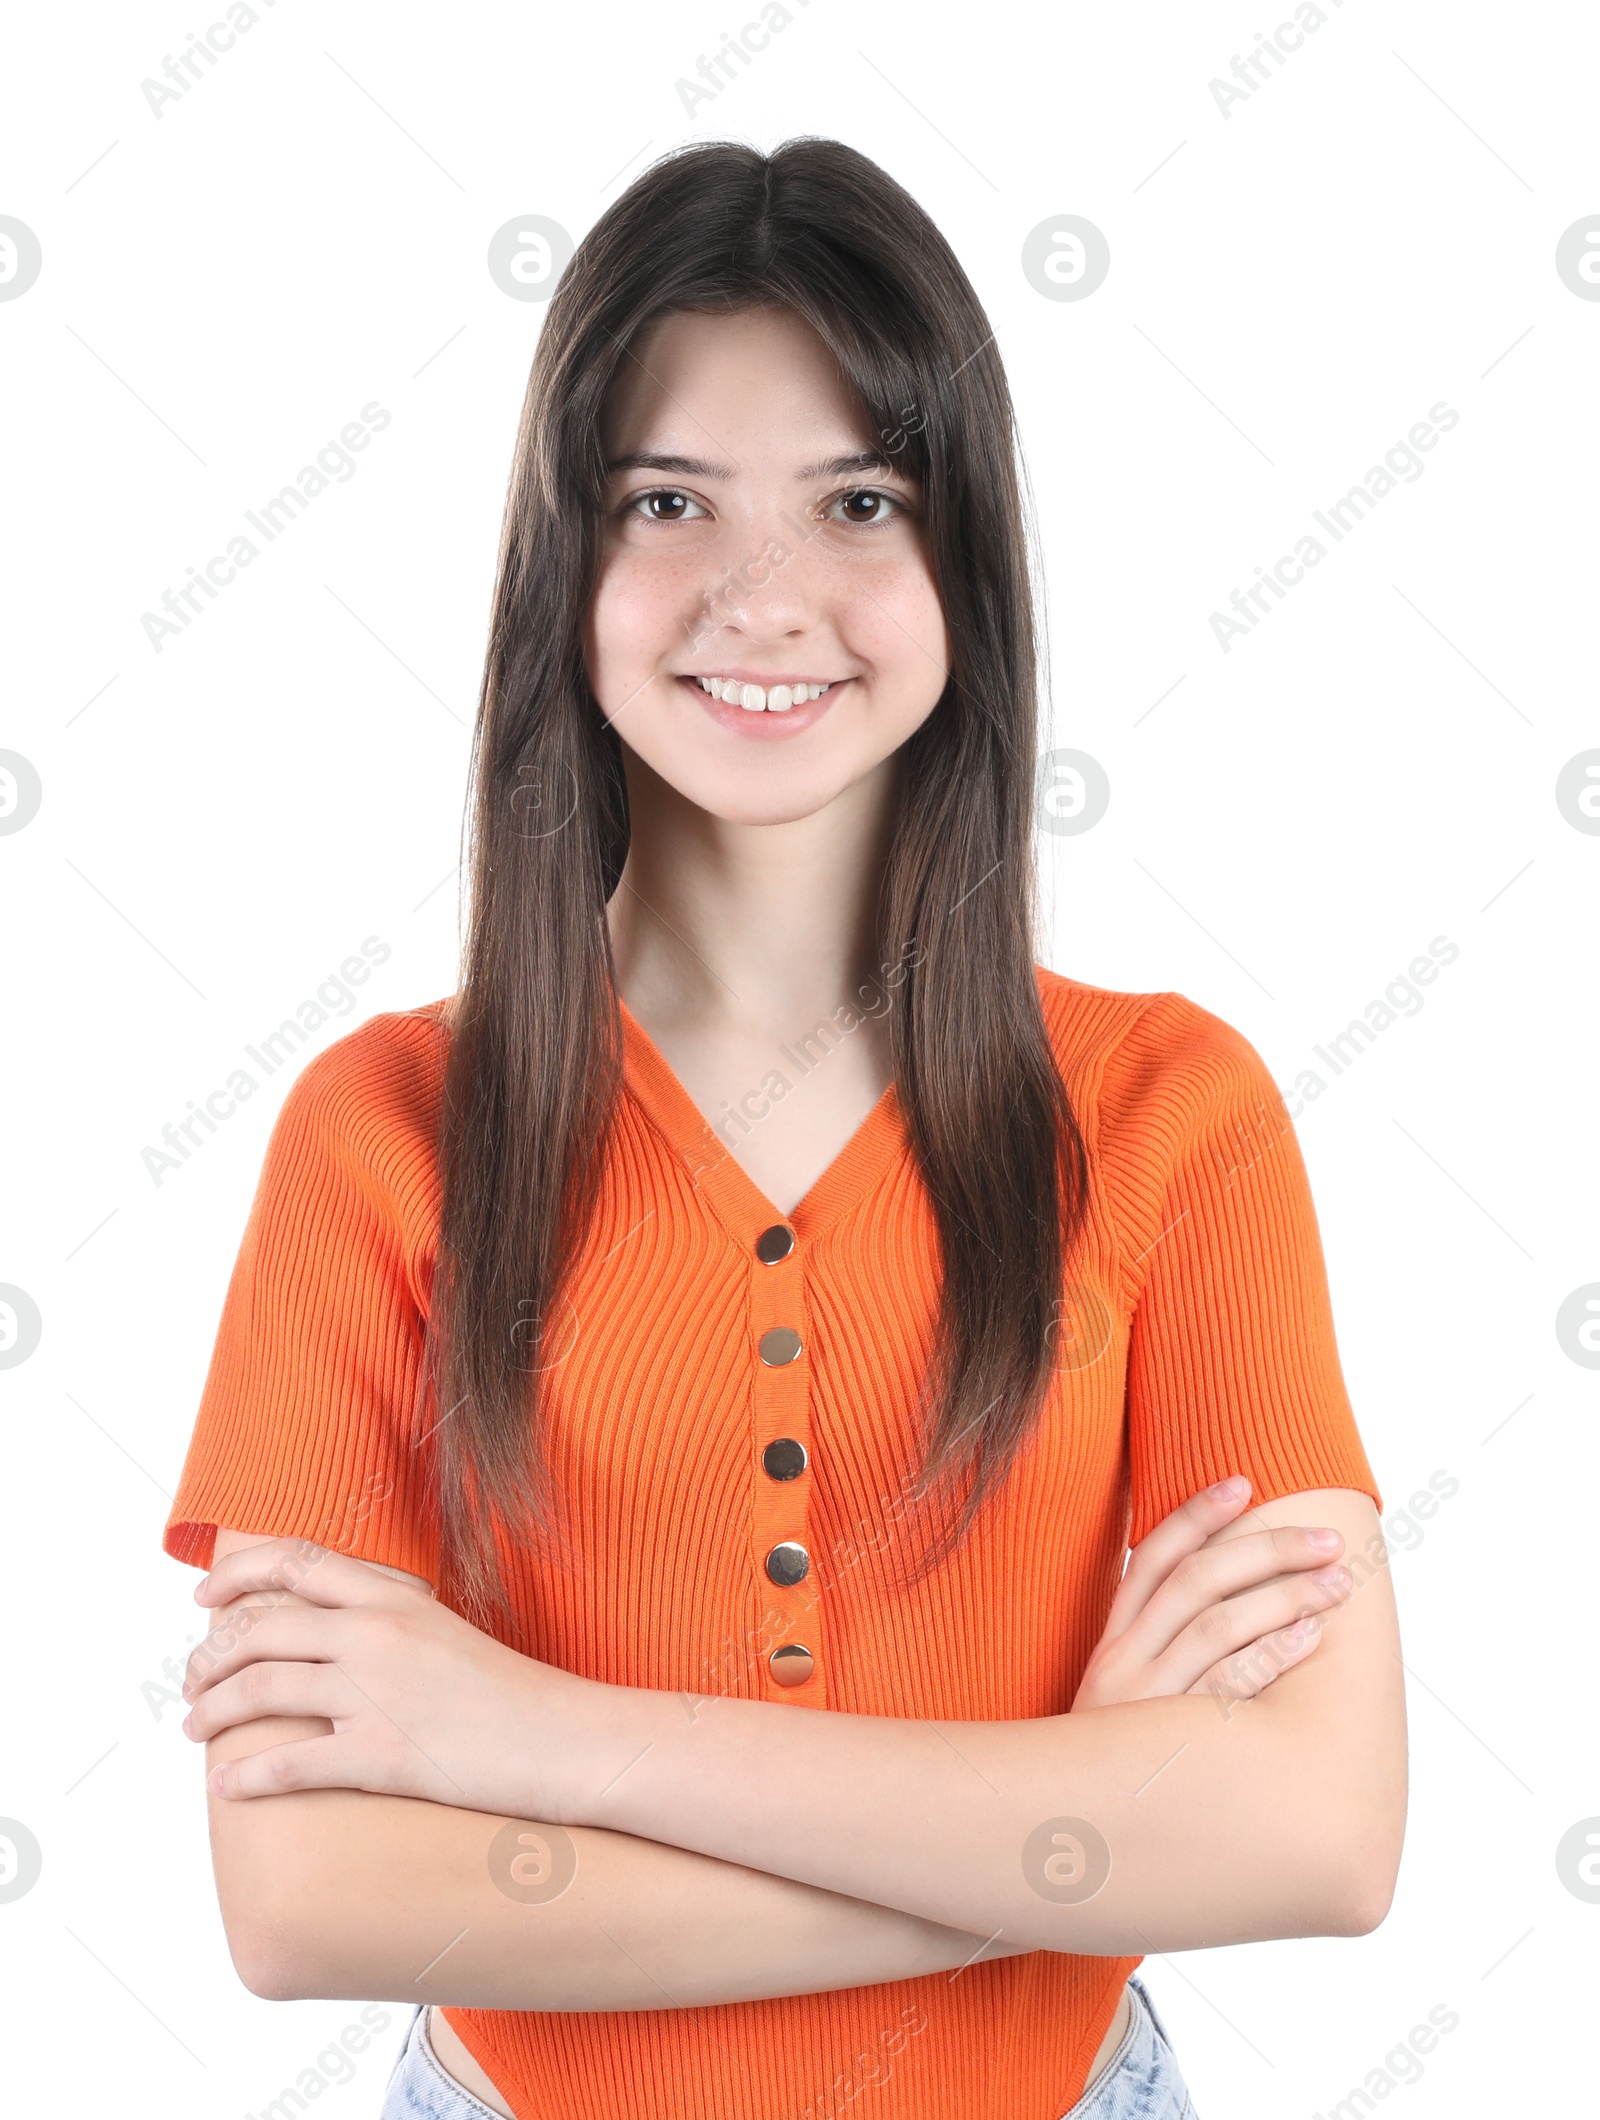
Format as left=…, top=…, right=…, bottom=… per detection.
left=606, top=750, right=900, bottom=1040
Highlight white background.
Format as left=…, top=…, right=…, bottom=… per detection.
left=2, top=1, right=1596, bottom=2113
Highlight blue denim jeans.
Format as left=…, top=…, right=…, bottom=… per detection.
left=380, top=1977, right=1199, bottom=2118
left=380, top=2007, right=506, bottom=2119
left=1059, top=1974, right=1199, bottom=2118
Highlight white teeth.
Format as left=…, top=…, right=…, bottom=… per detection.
left=694, top=677, right=832, bottom=712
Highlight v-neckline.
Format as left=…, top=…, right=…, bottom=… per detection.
left=616, top=998, right=907, bottom=1247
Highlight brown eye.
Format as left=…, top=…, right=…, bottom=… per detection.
left=628, top=488, right=707, bottom=523
left=831, top=488, right=902, bottom=525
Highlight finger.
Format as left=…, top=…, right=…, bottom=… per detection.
left=184, top=1608, right=346, bottom=1700
left=1127, top=1525, right=1348, bottom=1664
left=1151, top=1563, right=1353, bottom=1692
left=1100, top=1479, right=1255, bottom=1643
left=195, top=1538, right=394, bottom=1612
left=1189, top=1613, right=1326, bottom=1706
left=206, top=1733, right=359, bottom=1801
left=184, top=1660, right=346, bottom=1743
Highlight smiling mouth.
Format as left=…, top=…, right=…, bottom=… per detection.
left=689, top=675, right=840, bottom=714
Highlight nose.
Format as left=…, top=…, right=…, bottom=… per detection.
left=693, top=523, right=822, bottom=652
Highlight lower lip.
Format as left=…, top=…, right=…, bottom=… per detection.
left=678, top=674, right=848, bottom=738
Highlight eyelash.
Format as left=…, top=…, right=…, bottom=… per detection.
left=623, top=485, right=906, bottom=528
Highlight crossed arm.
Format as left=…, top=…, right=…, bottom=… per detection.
left=194, top=1485, right=1406, bottom=2007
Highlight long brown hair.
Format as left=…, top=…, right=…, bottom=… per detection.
left=425, top=136, right=1091, bottom=1625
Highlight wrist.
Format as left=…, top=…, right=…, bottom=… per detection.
left=538, top=1667, right=666, bottom=1833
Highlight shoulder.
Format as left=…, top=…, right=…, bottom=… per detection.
left=1035, top=966, right=1267, bottom=1105
left=1033, top=965, right=1287, bottom=1172
left=259, top=998, right=454, bottom=1210
left=1036, top=969, right=1310, bottom=1311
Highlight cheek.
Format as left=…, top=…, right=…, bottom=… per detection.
left=846, top=556, right=949, bottom=684
left=587, top=552, right=697, bottom=686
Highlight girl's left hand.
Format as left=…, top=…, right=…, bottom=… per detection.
left=182, top=1537, right=590, bottom=1817
left=1072, top=1479, right=1355, bottom=1712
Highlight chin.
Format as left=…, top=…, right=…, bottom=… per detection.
left=684, top=767, right=859, bottom=827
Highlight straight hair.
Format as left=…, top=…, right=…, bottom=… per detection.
left=425, top=136, right=1090, bottom=1625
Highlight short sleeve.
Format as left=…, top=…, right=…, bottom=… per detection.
left=162, top=1014, right=445, bottom=1582
left=1099, top=992, right=1383, bottom=1546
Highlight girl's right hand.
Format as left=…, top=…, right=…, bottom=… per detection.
left=1071, top=1477, right=1355, bottom=1713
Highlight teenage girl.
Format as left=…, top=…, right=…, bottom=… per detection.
left=167, top=139, right=1405, bottom=2120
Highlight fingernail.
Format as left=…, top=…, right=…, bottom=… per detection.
left=1308, top=1529, right=1341, bottom=1551
left=1211, top=1476, right=1250, bottom=1499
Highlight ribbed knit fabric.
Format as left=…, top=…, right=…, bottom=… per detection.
left=164, top=968, right=1382, bottom=2120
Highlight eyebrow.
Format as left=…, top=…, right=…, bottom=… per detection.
left=603, top=449, right=904, bottom=481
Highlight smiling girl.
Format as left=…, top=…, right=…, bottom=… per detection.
left=165, top=138, right=1404, bottom=2120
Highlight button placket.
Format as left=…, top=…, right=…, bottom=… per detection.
left=749, top=1222, right=824, bottom=1701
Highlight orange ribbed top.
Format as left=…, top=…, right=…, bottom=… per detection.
left=164, top=968, right=1382, bottom=2120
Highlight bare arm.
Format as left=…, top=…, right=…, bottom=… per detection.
left=201, top=1529, right=1026, bottom=2005
left=566, top=1489, right=1407, bottom=1953
left=197, top=1483, right=1401, bottom=1990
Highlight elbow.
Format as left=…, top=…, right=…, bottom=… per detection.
left=1332, top=1839, right=1403, bottom=1937
left=219, top=1851, right=353, bottom=2000
left=213, top=1822, right=326, bottom=2001
left=227, top=1923, right=303, bottom=2003
left=227, top=1906, right=347, bottom=2002
left=1296, top=1714, right=1407, bottom=1940
left=1329, top=1864, right=1397, bottom=1937
left=206, top=1730, right=345, bottom=2001
left=1323, top=1798, right=1407, bottom=1937
left=223, top=1896, right=321, bottom=2002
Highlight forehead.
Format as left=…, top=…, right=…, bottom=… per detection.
left=599, top=304, right=876, bottom=461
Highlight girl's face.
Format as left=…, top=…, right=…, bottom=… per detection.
left=586, top=304, right=951, bottom=827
